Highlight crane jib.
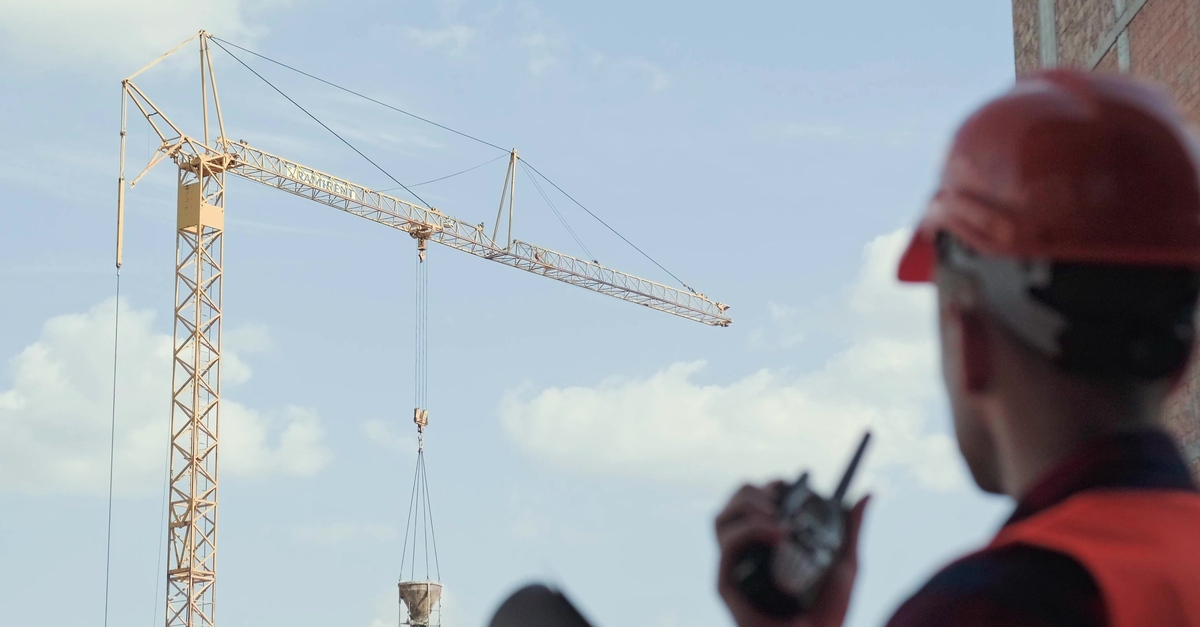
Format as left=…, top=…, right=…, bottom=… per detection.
left=224, top=141, right=731, bottom=327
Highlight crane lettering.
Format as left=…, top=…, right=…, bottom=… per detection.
left=283, top=164, right=358, bottom=200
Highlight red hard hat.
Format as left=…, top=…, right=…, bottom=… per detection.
left=898, top=70, right=1200, bottom=282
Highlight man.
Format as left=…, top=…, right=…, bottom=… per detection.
left=715, top=70, right=1200, bottom=627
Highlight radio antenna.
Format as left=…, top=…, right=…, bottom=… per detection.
left=832, top=431, right=871, bottom=503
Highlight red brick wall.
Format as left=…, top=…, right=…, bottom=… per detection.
left=1128, top=0, right=1200, bottom=114
left=1093, top=42, right=1120, bottom=71
left=1056, top=0, right=1118, bottom=66
left=1013, top=0, right=1042, bottom=74
left=1012, top=0, right=1200, bottom=480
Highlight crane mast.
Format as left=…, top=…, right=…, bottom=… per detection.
left=118, top=33, right=231, bottom=627
left=163, top=153, right=225, bottom=627
left=116, top=30, right=730, bottom=627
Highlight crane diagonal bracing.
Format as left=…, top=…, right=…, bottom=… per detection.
left=116, top=30, right=730, bottom=627
left=224, top=141, right=731, bottom=327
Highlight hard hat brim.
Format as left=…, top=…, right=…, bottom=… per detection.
left=896, top=70, right=1200, bottom=285
left=897, top=227, right=935, bottom=283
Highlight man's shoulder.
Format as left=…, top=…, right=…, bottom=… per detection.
left=885, top=544, right=1104, bottom=627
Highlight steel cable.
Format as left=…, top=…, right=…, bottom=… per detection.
left=211, top=36, right=509, bottom=153
left=521, top=161, right=696, bottom=292
left=210, top=35, right=694, bottom=291
left=209, top=39, right=432, bottom=209
left=380, top=153, right=508, bottom=193
left=519, top=160, right=596, bottom=262
left=103, top=271, right=121, bottom=627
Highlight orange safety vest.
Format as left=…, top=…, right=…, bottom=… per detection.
left=989, top=490, right=1200, bottom=627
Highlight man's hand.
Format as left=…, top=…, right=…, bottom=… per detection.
left=715, top=482, right=870, bottom=627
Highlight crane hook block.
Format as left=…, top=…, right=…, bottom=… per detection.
left=414, top=407, right=429, bottom=430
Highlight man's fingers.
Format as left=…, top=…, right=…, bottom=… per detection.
left=801, top=494, right=871, bottom=625
left=716, top=517, right=787, bottom=559
left=715, top=498, right=777, bottom=533
left=716, top=517, right=787, bottom=601
left=842, top=494, right=872, bottom=563
left=714, top=484, right=780, bottom=531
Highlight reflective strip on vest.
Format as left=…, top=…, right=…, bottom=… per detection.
left=990, top=490, right=1200, bottom=627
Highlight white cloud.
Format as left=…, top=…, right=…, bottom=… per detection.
left=367, top=586, right=409, bottom=627
left=0, top=0, right=282, bottom=71
left=517, top=4, right=566, bottom=76
left=223, top=405, right=331, bottom=478
left=501, top=229, right=965, bottom=494
left=748, top=302, right=814, bottom=350
left=226, top=323, right=272, bottom=354
left=626, top=57, right=670, bottom=92
left=363, top=418, right=418, bottom=454
left=586, top=51, right=671, bottom=93
left=406, top=24, right=476, bottom=55
left=521, top=33, right=559, bottom=75
left=0, top=299, right=332, bottom=496
left=292, top=522, right=399, bottom=546
left=326, top=113, right=446, bottom=156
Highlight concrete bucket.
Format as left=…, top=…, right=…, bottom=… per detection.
left=399, top=581, right=443, bottom=626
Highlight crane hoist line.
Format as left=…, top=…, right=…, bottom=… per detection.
left=401, top=247, right=442, bottom=627
left=113, top=30, right=730, bottom=627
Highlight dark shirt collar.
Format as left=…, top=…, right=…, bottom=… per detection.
left=1007, top=428, right=1196, bottom=526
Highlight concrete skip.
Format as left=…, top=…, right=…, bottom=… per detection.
left=399, top=581, right=442, bottom=626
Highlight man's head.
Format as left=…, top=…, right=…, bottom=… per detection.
left=898, top=70, right=1200, bottom=494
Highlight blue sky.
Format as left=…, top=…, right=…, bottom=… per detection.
left=0, top=1, right=1018, bottom=626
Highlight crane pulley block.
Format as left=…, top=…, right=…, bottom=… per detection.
left=409, top=223, right=439, bottom=261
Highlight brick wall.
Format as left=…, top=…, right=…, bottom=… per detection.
left=1056, top=0, right=1117, bottom=66
left=1128, top=0, right=1200, bottom=113
left=1013, top=0, right=1200, bottom=116
left=1013, top=1, right=1042, bottom=73
left=1011, top=0, right=1200, bottom=480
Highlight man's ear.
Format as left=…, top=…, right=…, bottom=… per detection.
left=945, top=301, right=992, bottom=394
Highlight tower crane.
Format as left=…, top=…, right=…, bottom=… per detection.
left=116, top=31, right=730, bottom=627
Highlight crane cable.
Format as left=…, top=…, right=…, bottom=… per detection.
left=521, top=160, right=697, bottom=293
left=519, top=160, right=596, bottom=262
left=114, top=119, right=173, bottom=627
left=379, top=153, right=509, bottom=193
left=398, top=250, right=441, bottom=585
left=208, top=39, right=432, bottom=209
left=207, top=37, right=698, bottom=294
left=212, top=36, right=508, bottom=153
left=103, top=271, right=120, bottom=627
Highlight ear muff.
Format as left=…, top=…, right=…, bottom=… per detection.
left=937, top=232, right=1200, bottom=380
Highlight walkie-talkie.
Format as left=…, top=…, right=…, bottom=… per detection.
left=731, top=431, right=872, bottom=618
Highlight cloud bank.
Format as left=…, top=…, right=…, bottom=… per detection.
left=501, top=229, right=966, bottom=494
left=0, top=0, right=279, bottom=71
left=0, top=299, right=332, bottom=496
